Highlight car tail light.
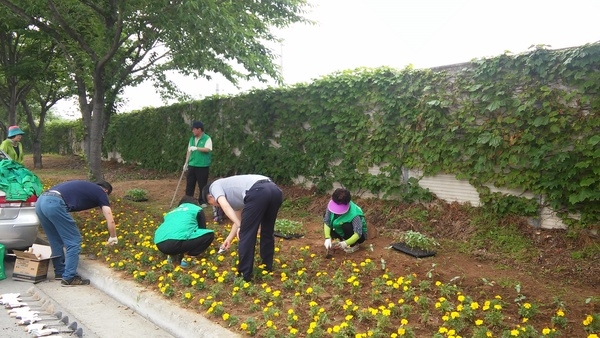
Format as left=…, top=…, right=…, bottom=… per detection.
left=0, top=194, right=38, bottom=207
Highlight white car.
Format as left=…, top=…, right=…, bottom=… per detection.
left=0, top=151, right=40, bottom=251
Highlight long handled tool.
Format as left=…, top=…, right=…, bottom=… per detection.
left=170, top=169, right=185, bottom=208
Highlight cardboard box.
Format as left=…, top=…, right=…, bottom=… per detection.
left=12, top=244, right=57, bottom=283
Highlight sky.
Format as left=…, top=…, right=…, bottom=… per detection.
left=57, top=0, right=600, bottom=117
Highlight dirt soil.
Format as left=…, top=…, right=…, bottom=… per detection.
left=28, top=155, right=600, bottom=335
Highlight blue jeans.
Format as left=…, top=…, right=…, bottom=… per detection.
left=35, top=195, right=81, bottom=280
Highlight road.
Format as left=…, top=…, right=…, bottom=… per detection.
left=1, top=253, right=238, bottom=338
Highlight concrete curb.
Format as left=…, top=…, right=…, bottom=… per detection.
left=76, top=257, right=239, bottom=338
left=33, top=235, right=239, bottom=338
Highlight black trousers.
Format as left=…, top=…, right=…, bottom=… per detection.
left=185, top=166, right=209, bottom=201
left=156, top=232, right=214, bottom=257
left=237, top=180, right=283, bottom=281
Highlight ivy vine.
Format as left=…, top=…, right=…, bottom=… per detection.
left=39, top=43, right=600, bottom=227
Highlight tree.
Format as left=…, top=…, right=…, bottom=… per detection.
left=0, top=0, right=311, bottom=180
left=0, top=8, right=39, bottom=125
left=0, top=7, right=70, bottom=168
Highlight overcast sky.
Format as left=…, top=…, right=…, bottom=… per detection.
left=58, top=0, right=600, bottom=117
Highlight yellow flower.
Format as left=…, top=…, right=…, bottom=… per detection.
left=475, top=319, right=483, bottom=326
left=240, top=323, right=248, bottom=330
left=556, top=309, right=564, bottom=317
left=222, top=313, right=230, bottom=320
left=510, top=329, right=519, bottom=336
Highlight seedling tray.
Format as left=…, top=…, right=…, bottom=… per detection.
left=391, top=242, right=436, bottom=258
left=274, top=232, right=304, bottom=239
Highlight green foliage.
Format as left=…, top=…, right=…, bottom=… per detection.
left=124, top=188, right=148, bottom=202
left=468, top=212, right=538, bottom=261
left=274, top=219, right=305, bottom=236
left=400, top=230, right=439, bottom=251
left=41, top=43, right=600, bottom=227
left=480, top=192, right=539, bottom=217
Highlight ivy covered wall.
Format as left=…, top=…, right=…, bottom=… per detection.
left=42, top=43, right=600, bottom=226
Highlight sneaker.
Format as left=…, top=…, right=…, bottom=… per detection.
left=166, top=256, right=173, bottom=264
left=61, top=275, right=90, bottom=287
left=344, top=244, right=360, bottom=253
left=180, top=260, right=189, bottom=268
left=54, top=274, right=62, bottom=281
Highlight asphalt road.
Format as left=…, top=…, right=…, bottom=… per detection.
left=1, top=253, right=238, bottom=338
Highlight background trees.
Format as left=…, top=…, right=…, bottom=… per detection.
left=0, top=0, right=310, bottom=179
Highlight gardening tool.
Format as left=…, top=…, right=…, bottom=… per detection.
left=169, top=164, right=186, bottom=209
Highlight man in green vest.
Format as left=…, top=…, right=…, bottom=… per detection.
left=323, top=188, right=368, bottom=254
left=183, top=121, right=212, bottom=205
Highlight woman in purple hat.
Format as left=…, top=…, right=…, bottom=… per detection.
left=323, top=188, right=368, bottom=253
left=1, top=125, right=26, bottom=164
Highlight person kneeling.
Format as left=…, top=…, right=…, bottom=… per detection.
left=154, top=196, right=214, bottom=268
left=323, top=188, right=368, bottom=254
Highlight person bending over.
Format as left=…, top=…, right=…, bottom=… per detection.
left=154, top=196, right=214, bottom=268
left=202, top=175, right=283, bottom=282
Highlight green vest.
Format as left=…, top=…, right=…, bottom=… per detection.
left=154, top=203, right=213, bottom=243
left=0, top=139, right=24, bottom=164
left=329, top=202, right=367, bottom=237
left=188, top=134, right=212, bottom=167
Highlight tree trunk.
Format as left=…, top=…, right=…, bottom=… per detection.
left=88, top=71, right=106, bottom=181
left=21, top=101, right=43, bottom=169
left=32, top=140, right=42, bottom=168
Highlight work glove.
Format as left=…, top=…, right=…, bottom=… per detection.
left=107, top=236, right=118, bottom=246
left=183, top=163, right=188, bottom=171
left=188, top=146, right=198, bottom=152
left=324, top=238, right=332, bottom=250
left=338, top=241, right=348, bottom=250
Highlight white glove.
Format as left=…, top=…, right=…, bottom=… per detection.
left=107, top=236, right=118, bottom=246
left=188, top=146, right=197, bottom=152
left=338, top=241, right=348, bottom=250
left=183, top=163, right=188, bottom=171
left=324, top=238, right=332, bottom=250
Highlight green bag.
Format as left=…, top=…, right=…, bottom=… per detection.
left=0, top=243, right=5, bottom=281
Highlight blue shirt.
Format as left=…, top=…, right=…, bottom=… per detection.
left=50, top=180, right=110, bottom=212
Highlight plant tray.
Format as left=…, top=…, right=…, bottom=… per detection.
left=391, top=242, right=436, bottom=258
left=274, top=232, right=304, bottom=239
